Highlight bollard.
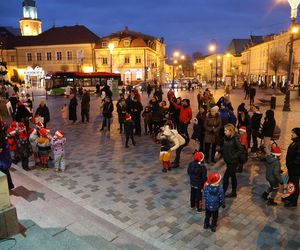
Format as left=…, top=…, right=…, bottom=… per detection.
left=270, top=95, right=276, bottom=109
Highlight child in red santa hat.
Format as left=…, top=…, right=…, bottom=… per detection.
left=236, top=126, right=248, bottom=173
left=50, top=130, right=66, bottom=172
left=37, top=128, right=51, bottom=170
left=7, top=121, right=18, bottom=164
left=16, top=122, right=33, bottom=171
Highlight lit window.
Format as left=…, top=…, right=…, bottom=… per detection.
left=10, top=55, right=15, bottom=62
left=27, top=53, right=32, bottom=62
left=102, top=58, right=108, bottom=65
left=67, top=51, right=72, bottom=60
left=36, top=52, right=42, bottom=61
left=102, top=42, right=107, bottom=47
left=136, top=56, right=142, bottom=64
left=124, top=41, right=130, bottom=47
left=46, top=52, right=52, bottom=61
left=57, top=52, right=62, bottom=61
left=125, top=57, right=130, bottom=64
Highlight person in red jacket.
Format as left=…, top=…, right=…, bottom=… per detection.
left=172, top=99, right=192, bottom=139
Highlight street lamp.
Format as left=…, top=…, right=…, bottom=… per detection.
left=209, top=40, right=218, bottom=89
left=209, top=59, right=213, bottom=84
left=108, top=43, right=115, bottom=73
left=283, top=0, right=300, bottom=111
left=171, top=51, right=185, bottom=88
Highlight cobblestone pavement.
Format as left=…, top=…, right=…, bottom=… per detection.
left=12, top=86, right=300, bottom=249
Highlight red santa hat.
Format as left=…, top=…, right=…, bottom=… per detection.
left=36, top=122, right=44, bottom=129
left=18, top=131, right=28, bottom=139
left=239, top=126, right=247, bottom=133
left=194, top=152, right=205, bottom=162
left=7, top=127, right=16, bottom=136
left=10, top=121, right=18, bottom=129
left=39, top=128, right=49, bottom=137
left=271, top=146, right=281, bottom=156
left=125, top=113, right=132, bottom=121
left=55, top=130, right=64, bottom=138
left=29, top=128, right=36, bottom=135
left=207, top=172, right=222, bottom=185
left=18, top=122, right=26, bottom=132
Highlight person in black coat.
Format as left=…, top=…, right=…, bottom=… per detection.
left=249, top=85, right=256, bottom=105
left=129, top=96, right=143, bottom=136
left=116, top=95, right=127, bottom=133
left=81, top=90, right=90, bottom=123
left=124, top=113, right=136, bottom=148
left=8, top=93, right=19, bottom=116
left=250, top=105, right=263, bottom=152
left=191, top=106, right=206, bottom=152
left=100, top=96, right=114, bottom=131
left=69, top=94, right=78, bottom=124
left=261, top=109, right=276, bottom=155
left=35, top=100, right=50, bottom=128
left=187, top=152, right=207, bottom=212
left=283, top=128, right=300, bottom=207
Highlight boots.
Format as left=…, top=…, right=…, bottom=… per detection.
left=267, top=198, right=277, bottom=206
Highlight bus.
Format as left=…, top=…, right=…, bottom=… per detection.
left=45, top=71, right=121, bottom=90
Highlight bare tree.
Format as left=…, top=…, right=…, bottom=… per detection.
left=269, top=51, right=286, bottom=85
left=192, top=51, right=203, bottom=61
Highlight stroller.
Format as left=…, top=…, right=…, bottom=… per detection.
left=256, top=125, right=281, bottom=160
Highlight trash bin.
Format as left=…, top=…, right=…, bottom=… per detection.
left=270, top=95, right=276, bottom=109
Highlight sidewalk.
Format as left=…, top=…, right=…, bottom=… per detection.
left=7, top=166, right=163, bottom=250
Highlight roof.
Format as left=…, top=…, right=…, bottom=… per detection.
left=226, top=39, right=251, bottom=56
left=14, top=25, right=100, bottom=47
left=0, top=27, right=20, bottom=49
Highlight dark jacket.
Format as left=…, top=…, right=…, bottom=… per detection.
left=102, top=101, right=114, bottom=118
left=251, top=112, right=263, bottom=130
left=124, top=120, right=134, bottom=135
left=81, top=93, right=90, bottom=110
left=286, top=137, right=300, bottom=176
left=187, top=161, right=207, bottom=188
left=204, top=113, right=222, bottom=144
left=261, top=110, right=276, bottom=137
left=204, top=185, right=225, bottom=211
left=130, top=101, right=143, bottom=120
left=116, top=100, right=127, bottom=123
left=15, top=105, right=32, bottom=122
left=69, top=97, right=78, bottom=121
left=265, top=155, right=282, bottom=186
left=249, top=87, right=256, bottom=97
left=16, top=137, right=33, bottom=158
left=0, top=143, right=12, bottom=170
left=35, top=105, right=50, bottom=123
left=191, top=111, right=206, bottom=141
left=222, top=134, right=244, bottom=164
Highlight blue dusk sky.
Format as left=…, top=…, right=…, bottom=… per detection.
left=0, top=0, right=294, bottom=56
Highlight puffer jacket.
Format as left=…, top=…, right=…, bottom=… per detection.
left=265, top=155, right=282, bottom=186
left=0, top=143, right=12, bottom=170
left=204, top=184, right=225, bottom=211
left=187, top=161, right=207, bottom=189
left=286, top=137, right=300, bottom=176
left=204, top=113, right=222, bottom=144
left=222, top=134, right=244, bottom=164
left=161, top=129, right=186, bottom=151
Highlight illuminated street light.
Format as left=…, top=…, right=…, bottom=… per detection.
left=108, top=43, right=115, bottom=73
left=208, top=40, right=219, bottom=89
left=283, top=0, right=300, bottom=111
left=171, top=51, right=185, bottom=88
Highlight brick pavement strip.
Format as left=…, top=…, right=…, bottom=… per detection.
left=10, top=88, right=300, bottom=249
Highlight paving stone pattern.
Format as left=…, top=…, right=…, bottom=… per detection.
left=15, top=87, right=300, bottom=249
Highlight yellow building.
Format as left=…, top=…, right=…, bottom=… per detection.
left=195, top=54, right=223, bottom=83
left=95, top=27, right=166, bottom=84
left=240, top=31, right=300, bottom=86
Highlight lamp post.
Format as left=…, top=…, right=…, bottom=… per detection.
left=171, top=51, right=185, bottom=88
left=209, top=59, right=213, bottom=84
left=208, top=40, right=218, bottom=89
left=108, top=43, right=114, bottom=73
left=283, top=0, right=300, bottom=111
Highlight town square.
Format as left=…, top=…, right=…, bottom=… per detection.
left=0, top=1, right=300, bottom=250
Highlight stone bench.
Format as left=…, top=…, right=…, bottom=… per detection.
left=0, top=171, right=19, bottom=238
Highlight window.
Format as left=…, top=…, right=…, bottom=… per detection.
left=136, top=56, right=142, bottom=64
left=124, top=56, right=130, bottom=64
left=56, top=52, right=62, bottom=61
left=102, top=42, right=107, bottom=47
left=26, top=53, right=32, bottom=62
left=46, top=52, right=52, bottom=61
left=10, top=55, right=15, bottom=62
left=102, top=57, right=108, bottom=65
left=124, top=41, right=130, bottom=47
left=67, top=51, right=72, bottom=60
left=36, top=52, right=42, bottom=61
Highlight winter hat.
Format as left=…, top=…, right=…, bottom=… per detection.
left=211, top=106, right=219, bottom=112
left=18, top=131, right=28, bottom=139
left=18, top=122, right=25, bottom=132
left=207, top=172, right=222, bottom=185
left=125, top=113, right=132, bottom=121
left=182, top=99, right=190, bottom=105
left=271, top=146, right=281, bottom=156
left=55, top=130, right=64, bottom=138
left=7, top=127, right=16, bottom=136
left=10, top=121, right=18, bottom=129
left=39, top=128, right=48, bottom=137
left=194, top=152, right=205, bottom=162
left=162, top=125, right=172, bottom=136
left=29, top=128, right=36, bottom=135
left=292, top=127, right=300, bottom=137
left=239, top=126, right=247, bottom=133
left=36, top=122, right=44, bottom=129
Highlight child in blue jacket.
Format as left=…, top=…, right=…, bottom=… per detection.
left=204, top=172, right=225, bottom=232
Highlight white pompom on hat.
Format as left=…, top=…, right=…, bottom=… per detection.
left=239, top=126, right=247, bottom=133
left=55, top=130, right=64, bottom=138
left=211, top=106, right=219, bottom=112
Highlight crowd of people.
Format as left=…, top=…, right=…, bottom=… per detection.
left=0, top=81, right=299, bottom=234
